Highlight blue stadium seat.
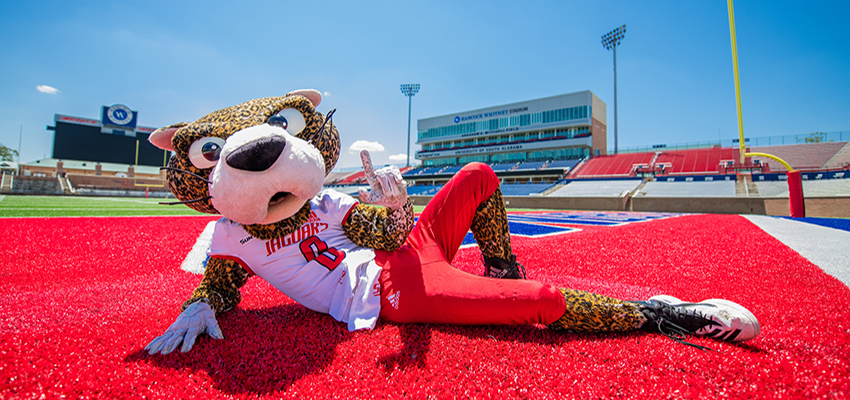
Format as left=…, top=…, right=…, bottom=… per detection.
left=499, top=183, right=554, bottom=196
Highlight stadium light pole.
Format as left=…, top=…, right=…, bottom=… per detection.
left=602, top=25, right=626, bottom=155
left=18, top=125, right=23, bottom=164
left=400, top=84, right=420, bottom=167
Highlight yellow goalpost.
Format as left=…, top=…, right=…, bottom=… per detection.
left=133, top=140, right=168, bottom=195
left=727, top=0, right=805, bottom=217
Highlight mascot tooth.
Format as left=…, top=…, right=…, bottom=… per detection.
left=145, top=88, right=760, bottom=356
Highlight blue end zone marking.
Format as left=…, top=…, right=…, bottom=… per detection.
left=782, top=216, right=850, bottom=233
left=461, top=221, right=578, bottom=246
left=424, top=211, right=678, bottom=248
left=510, top=212, right=679, bottom=226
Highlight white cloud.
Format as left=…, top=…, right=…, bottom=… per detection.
left=323, top=91, right=332, bottom=97
left=348, top=140, right=385, bottom=153
left=388, top=153, right=408, bottom=162
left=37, top=85, right=60, bottom=94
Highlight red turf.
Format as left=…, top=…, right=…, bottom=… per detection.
left=1, top=214, right=849, bottom=399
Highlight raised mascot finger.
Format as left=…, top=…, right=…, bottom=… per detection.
left=360, top=150, right=377, bottom=187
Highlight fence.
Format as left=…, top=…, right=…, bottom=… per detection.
left=612, top=131, right=850, bottom=154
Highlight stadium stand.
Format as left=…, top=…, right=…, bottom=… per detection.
left=750, top=141, right=848, bottom=172
left=499, top=183, right=554, bottom=196
left=0, top=172, right=12, bottom=193
left=490, top=162, right=519, bottom=172
left=407, top=184, right=443, bottom=195
left=325, top=166, right=413, bottom=186
left=653, top=147, right=739, bottom=175
left=823, top=141, right=850, bottom=170
left=324, top=171, right=357, bottom=185
left=513, top=161, right=547, bottom=171
left=337, top=170, right=366, bottom=184
left=438, top=165, right=464, bottom=175
left=639, top=180, right=737, bottom=197
left=549, top=179, right=642, bottom=197
left=754, top=178, right=850, bottom=197
left=402, top=167, right=444, bottom=177
left=324, top=185, right=368, bottom=196
left=569, top=153, right=655, bottom=178
left=10, top=176, right=62, bottom=195
left=542, top=159, right=582, bottom=171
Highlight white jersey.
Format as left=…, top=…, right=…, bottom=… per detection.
left=207, top=189, right=382, bottom=331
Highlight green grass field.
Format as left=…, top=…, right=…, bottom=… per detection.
left=0, top=195, right=207, bottom=217
left=0, top=194, right=538, bottom=218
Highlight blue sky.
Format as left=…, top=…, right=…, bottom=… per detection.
left=1, top=0, right=848, bottom=170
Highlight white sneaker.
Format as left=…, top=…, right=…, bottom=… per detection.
left=648, top=295, right=760, bottom=342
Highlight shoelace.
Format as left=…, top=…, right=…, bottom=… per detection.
left=655, top=318, right=714, bottom=351
left=649, top=302, right=721, bottom=351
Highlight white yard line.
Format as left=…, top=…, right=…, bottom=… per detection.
left=744, top=215, right=850, bottom=288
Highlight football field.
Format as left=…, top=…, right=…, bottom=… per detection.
left=0, top=194, right=208, bottom=217
left=2, top=194, right=850, bottom=398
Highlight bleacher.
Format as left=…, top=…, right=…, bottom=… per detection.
left=438, top=166, right=464, bottom=175
left=639, top=181, right=737, bottom=197
left=402, top=167, right=444, bottom=177
left=542, top=159, right=581, bottom=171
left=570, top=153, right=656, bottom=178
left=568, top=143, right=849, bottom=179
left=324, top=171, right=358, bottom=185
left=513, top=161, right=546, bottom=171
left=823, top=142, right=850, bottom=170
left=10, top=176, right=62, bottom=195
left=753, top=173, right=850, bottom=197
left=337, top=171, right=366, bottom=184
left=324, top=185, right=367, bottom=196
left=751, top=142, right=848, bottom=172
left=549, top=179, right=642, bottom=197
left=407, top=184, right=443, bottom=196
left=653, top=147, right=739, bottom=175
left=499, top=183, right=554, bottom=196
left=490, top=162, right=519, bottom=172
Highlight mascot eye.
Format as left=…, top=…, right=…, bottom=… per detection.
left=268, top=108, right=306, bottom=134
left=188, top=137, right=226, bottom=169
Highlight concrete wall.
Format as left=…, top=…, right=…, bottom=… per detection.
left=67, top=174, right=169, bottom=192
left=764, top=197, right=850, bottom=218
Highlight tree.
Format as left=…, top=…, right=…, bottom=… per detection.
left=0, top=143, right=18, bottom=161
left=799, top=132, right=832, bottom=144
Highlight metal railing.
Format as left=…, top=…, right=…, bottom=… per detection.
left=611, top=130, right=850, bottom=154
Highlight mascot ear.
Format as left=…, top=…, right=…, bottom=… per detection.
left=148, top=122, right=188, bottom=151
left=286, top=89, right=322, bottom=107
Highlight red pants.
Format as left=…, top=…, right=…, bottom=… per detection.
left=376, top=163, right=566, bottom=325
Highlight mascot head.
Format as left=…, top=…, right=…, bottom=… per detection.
left=149, top=89, right=339, bottom=240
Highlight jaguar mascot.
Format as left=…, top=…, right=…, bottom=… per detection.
left=145, top=89, right=759, bottom=355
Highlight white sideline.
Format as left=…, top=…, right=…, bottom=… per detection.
left=743, top=215, right=850, bottom=288
left=181, top=221, right=217, bottom=275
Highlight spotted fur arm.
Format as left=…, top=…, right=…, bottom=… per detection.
left=181, top=257, right=250, bottom=314
left=343, top=199, right=414, bottom=251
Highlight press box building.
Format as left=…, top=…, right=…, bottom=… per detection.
left=415, top=91, right=607, bottom=167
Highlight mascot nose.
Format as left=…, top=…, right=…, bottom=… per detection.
left=225, top=136, right=287, bottom=171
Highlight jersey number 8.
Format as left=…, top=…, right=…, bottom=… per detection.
left=299, top=236, right=346, bottom=271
